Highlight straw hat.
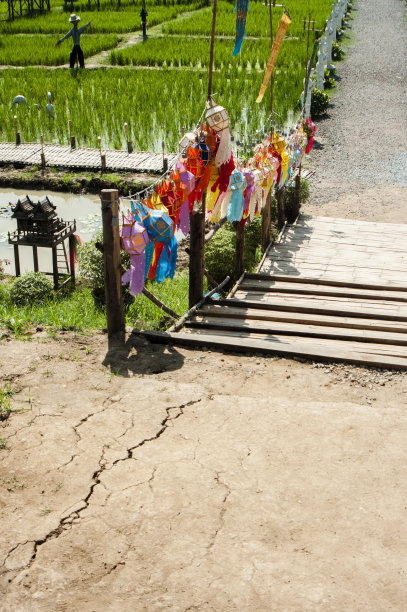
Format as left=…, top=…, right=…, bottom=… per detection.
left=69, top=14, right=80, bottom=23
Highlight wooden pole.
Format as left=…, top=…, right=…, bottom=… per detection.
left=101, top=189, right=125, bottom=337
left=261, top=190, right=273, bottom=252
left=14, top=115, right=21, bottom=146
left=276, top=188, right=286, bottom=230
left=51, top=245, right=59, bottom=289
left=188, top=0, right=218, bottom=309
left=69, top=235, right=76, bottom=286
left=207, top=0, right=218, bottom=100
left=293, top=166, right=301, bottom=220
left=14, top=245, right=20, bottom=277
left=188, top=200, right=205, bottom=308
left=234, top=222, right=245, bottom=279
left=32, top=245, right=39, bottom=272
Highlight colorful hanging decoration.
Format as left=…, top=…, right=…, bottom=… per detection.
left=120, top=213, right=150, bottom=295
left=120, top=98, right=316, bottom=295
left=232, top=0, right=250, bottom=57
left=227, top=169, right=247, bottom=222
left=256, top=11, right=292, bottom=103
left=206, top=97, right=232, bottom=167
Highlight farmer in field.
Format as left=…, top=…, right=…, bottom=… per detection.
left=56, top=14, right=92, bottom=69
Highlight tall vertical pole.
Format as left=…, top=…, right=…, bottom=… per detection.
left=261, top=0, right=275, bottom=253
left=189, top=0, right=218, bottom=308
left=101, top=189, right=125, bottom=337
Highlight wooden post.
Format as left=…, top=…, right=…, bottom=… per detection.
left=188, top=206, right=205, bottom=308
left=276, top=188, right=286, bottom=230
left=261, top=190, right=273, bottom=252
left=40, top=135, right=46, bottom=169
left=101, top=189, right=125, bottom=336
left=234, top=221, right=245, bottom=279
left=68, top=235, right=76, bottom=286
left=293, top=166, right=301, bottom=220
left=52, top=245, right=58, bottom=289
left=14, top=115, right=21, bottom=145
left=125, top=122, right=133, bottom=153
left=32, top=245, right=39, bottom=272
left=14, top=245, right=20, bottom=277
left=70, top=136, right=76, bottom=149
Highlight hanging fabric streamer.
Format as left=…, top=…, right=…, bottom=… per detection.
left=232, top=0, right=250, bottom=57
left=120, top=213, right=150, bottom=295
left=256, top=11, right=291, bottom=103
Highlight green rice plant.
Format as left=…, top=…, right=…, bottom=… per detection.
left=0, top=34, right=119, bottom=66
left=163, top=0, right=334, bottom=37
left=0, top=3, right=206, bottom=34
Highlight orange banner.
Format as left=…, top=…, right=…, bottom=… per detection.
left=256, top=12, right=291, bottom=104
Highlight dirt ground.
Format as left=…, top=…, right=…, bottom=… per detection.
left=0, top=329, right=407, bottom=612
left=1, top=0, right=407, bottom=608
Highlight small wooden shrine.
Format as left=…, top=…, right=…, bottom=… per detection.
left=8, top=195, right=76, bottom=290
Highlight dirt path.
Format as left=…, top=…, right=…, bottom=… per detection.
left=1, top=1, right=407, bottom=610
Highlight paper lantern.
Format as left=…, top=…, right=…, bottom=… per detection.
left=131, top=199, right=152, bottom=225
left=121, top=214, right=150, bottom=254
left=146, top=209, right=174, bottom=243
left=197, top=132, right=212, bottom=165
left=271, top=132, right=286, bottom=153
left=206, top=97, right=230, bottom=133
left=229, top=169, right=246, bottom=192
left=179, top=131, right=196, bottom=153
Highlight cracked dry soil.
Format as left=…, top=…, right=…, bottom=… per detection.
left=1, top=0, right=407, bottom=609
left=0, top=330, right=406, bottom=611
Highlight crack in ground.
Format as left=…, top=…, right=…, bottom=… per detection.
left=2, top=397, right=201, bottom=580
left=206, top=472, right=232, bottom=554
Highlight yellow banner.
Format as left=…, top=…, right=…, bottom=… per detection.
left=256, top=12, right=291, bottom=104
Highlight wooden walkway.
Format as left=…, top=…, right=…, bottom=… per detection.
left=144, top=215, right=407, bottom=370
left=0, top=142, right=178, bottom=173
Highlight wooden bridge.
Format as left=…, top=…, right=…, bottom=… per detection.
left=0, top=142, right=178, bottom=173
left=144, top=215, right=407, bottom=370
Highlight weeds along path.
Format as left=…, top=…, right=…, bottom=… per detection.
left=305, top=0, right=407, bottom=223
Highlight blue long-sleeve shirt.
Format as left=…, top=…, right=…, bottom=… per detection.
left=59, top=22, right=91, bottom=46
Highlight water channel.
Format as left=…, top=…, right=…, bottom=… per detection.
left=0, top=189, right=101, bottom=276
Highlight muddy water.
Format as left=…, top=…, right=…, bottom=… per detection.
left=0, top=189, right=101, bottom=276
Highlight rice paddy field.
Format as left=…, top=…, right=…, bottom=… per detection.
left=0, top=0, right=338, bottom=153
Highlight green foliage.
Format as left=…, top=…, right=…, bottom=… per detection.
left=78, top=231, right=130, bottom=289
left=205, top=225, right=235, bottom=284
left=0, top=384, right=13, bottom=421
left=324, top=68, right=335, bottom=89
left=283, top=177, right=310, bottom=219
left=10, top=272, right=54, bottom=307
left=311, top=88, right=330, bottom=118
left=332, top=41, right=345, bottom=61
left=0, top=34, right=119, bottom=66
left=205, top=217, right=263, bottom=284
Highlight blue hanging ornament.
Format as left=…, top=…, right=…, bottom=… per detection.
left=227, top=169, right=247, bottom=222
left=197, top=132, right=212, bottom=166
left=233, top=0, right=250, bottom=56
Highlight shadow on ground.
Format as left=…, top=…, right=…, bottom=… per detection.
left=102, top=330, right=185, bottom=377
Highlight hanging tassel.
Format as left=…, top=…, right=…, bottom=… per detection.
left=305, top=135, right=314, bottom=153
left=144, top=240, right=155, bottom=279
left=227, top=189, right=245, bottom=222
left=178, top=199, right=190, bottom=235
left=122, top=253, right=146, bottom=296
left=215, top=128, right=232, bottom=167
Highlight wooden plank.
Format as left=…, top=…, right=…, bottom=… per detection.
left=182, top=327, right=407, bottom=358
left=213, top=297, right=407, bottom=322
left=239, top=279, right=407, bottom=302
left=188, top=316, right=407, bottom=345
left=233, top=292, right=407, bottom=316
left=244, top=273, right=407, bottom=292
left=140, top=330, right=407, bottom=370
left=199, top=304, right=407, bottom=332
